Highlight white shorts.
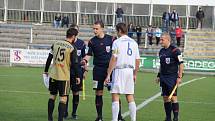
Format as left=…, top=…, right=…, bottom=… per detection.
left=111, top=68, right=134, bottom=94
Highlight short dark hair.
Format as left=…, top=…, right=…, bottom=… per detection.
left=94, top=20, right=104, bottom=28
left=70, top=23, right=79, bottom=30
left=66, top=28, right=78, bottom=38
left=116, top=23, right=128, bottom=34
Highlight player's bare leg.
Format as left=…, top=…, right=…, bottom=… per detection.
left=58, top=96, right=67, bottom=121
left=112, top=93, right=120, bottom=121
left=72, top=91, right=80, bottom=119
left=163, top=96, right=172, bottom=121
left=95, top=90, right=104, bottom=121
left=48, top=95, right=56, bottom=121
left=171, top=96, right=179, bottom=121
left=126, top=94, right=136, bottom=121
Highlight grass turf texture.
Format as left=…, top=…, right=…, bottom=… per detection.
left=0, top=67, right=214, bottom=121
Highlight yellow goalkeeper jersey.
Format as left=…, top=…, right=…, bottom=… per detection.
left=50, top=40, right=74, bottom=81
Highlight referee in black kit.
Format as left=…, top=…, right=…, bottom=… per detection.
left=82, top=21, right=125, bottom=121
left=156, top=32, right=184, bottom=121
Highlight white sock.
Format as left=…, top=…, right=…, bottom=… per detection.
left=129, top=101, right=136, bottom=121
left=112, top=101, right=119, bottom=121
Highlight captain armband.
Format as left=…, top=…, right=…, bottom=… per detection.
left=178, top=54, right=184, bottom=63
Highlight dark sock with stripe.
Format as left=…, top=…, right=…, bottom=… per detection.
left=48, top=99, right=55, bottom=121
left=72, top=94, right=79, bottom=115
left=164, top=102, right=172, bottom=121
left=58, top=102, right=66, bottom=121
left=118, top=99, right=123, bottom=120
left=172, top=102, right=179, bottom=120
left=95, top=95, right=103, bottom=118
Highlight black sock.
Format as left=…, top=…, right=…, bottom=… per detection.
left=118, top=99, right=123, bottom=119
left=164, top=102, right=172, bottom=121
left=58, top=102, right=66, bottom=121
left=95, top=95, right=103, bottom=118
left=72, top=94, right=79, bottom=115
left=172, top=102, right=179, bottom=119
left=65, top=95, right=69, bottom=115
left=48, top=99, right=55, bottom=121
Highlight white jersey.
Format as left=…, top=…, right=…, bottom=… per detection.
left=111, top=35, right=140, bottom=94
left=112, top=35, right=140, bottom=69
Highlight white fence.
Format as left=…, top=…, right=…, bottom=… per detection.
left=0, top=0, right=214, bottom=29
left=0, top=48, right=49, bottom=66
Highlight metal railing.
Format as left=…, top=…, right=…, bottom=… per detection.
left=0, top=48, right=10, bottom=65
left=1, top=10, right=198, bottom=29
left=7, top=9, right=41, bottom=22
left=1, top=0, right=212, bottom=29
left=0, top=9, right=4, bottom=21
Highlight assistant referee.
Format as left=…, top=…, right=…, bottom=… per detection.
left=156, top=32, right=184, bottom=121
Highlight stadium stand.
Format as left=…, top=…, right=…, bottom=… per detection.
left=0, top=23, right=185, bottom=56
left=184, top=29, right=215, bottom=59
left=0, top=0, right=215, bottom=62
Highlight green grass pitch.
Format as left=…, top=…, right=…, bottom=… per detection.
left=0, top=66, right=214, bottom=121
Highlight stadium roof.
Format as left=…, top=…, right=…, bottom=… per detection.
left=64, top=0, right=215, bottom=6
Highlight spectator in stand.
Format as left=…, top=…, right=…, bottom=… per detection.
left=24, top=11, right=29, bottom=22
left=162, top=11, right=170, bottom=32
left=175, top=26, right=183, bottom=47
left=135, top=25, right=142, bottom=45
left=146, top=25, right=154, bottom=46
left=196, top=7, right=205, bottom=29
left=155, top=26, right=162, bottom=46
left=170, top=27, right=176, bottom=45
left=62, top=15, right=69, bottom=28
left=170, top=9, right=179, bottom=28
left=54, top=14, right=62, bottom=28
left=115, top=5, right=124, bottom=24
left=128, top=22, right=135, bottom=38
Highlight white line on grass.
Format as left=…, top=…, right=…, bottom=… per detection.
left=122, top=77, right=207, bottom=118
left=0, top=89, right=214, bottom=105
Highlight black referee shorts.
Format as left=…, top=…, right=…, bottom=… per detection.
left=160, top=74, right=178, bottom=97
left=93, top=66, right=108, bottom=90
left=70, top=75, right=83, bottom=92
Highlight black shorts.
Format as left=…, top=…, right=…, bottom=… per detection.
left=160, top=74, right=178, bottom=96
left=93, top=66, right=108, bottom=90
left=70, top=76, right=83, bottom=92
left=49, top=78, right=70, bottom=96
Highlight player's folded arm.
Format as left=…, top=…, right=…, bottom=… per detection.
left=86, top=40, right=93, bottom=56
left=81, top=44, right=86, bottom=58
left=174, top=48, right=184, bottom=78
left=44, top=45, right=54, bottom=72
left=44, top=53, right=53, bottom=72
left=174, top=48, right=184, bottom=64
left=111, top=41, right=118, bottom=58
left=135, top=44, right=141, bottom=73
left=107, top=46, right=118, bottom=77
